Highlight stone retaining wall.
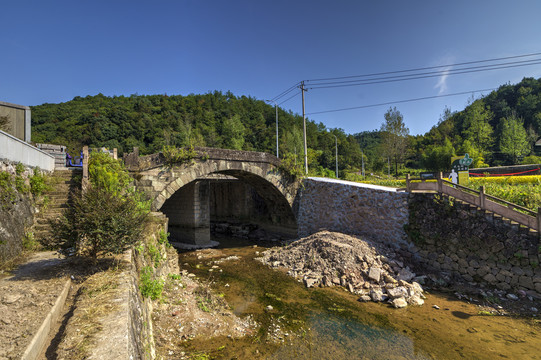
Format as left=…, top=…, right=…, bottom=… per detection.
left=128, top=213, right=174, bottom=359
left=296, top=178, right=409, bottom=244
left=0, top=161, right=36, bottom=263
left=406, top=194, right=541, bottom=296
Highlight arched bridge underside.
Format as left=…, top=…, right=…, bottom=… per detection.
left=125, top=147, right=300, bottom=245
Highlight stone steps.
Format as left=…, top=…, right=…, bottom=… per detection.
left=34, top=170, right=80, bottom=243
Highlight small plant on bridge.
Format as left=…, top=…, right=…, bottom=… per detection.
left=162, top=145, right=198, bottom=167
left=278, top=153, right=304, bottom=179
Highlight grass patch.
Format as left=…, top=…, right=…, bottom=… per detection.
left=62, top=264, right=123, bottom=358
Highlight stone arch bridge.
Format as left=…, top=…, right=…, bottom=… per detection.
left=124, top=147, right=301, bottom=245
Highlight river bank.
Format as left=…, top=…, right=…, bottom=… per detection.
left=172, top=233, right=541, bottom=359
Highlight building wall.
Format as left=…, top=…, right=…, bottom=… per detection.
left=0, top=130, right=55, bottom=171
left=0, top=101, right=30, bottom=142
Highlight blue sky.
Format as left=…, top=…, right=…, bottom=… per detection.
left=2, top=0, right=541, bottom=135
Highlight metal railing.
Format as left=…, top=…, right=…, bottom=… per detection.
left=406, top=173, right=541, bottom=234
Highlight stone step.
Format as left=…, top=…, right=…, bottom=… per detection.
left=34, top=224, right=52, bottom=232
left=46, top=191, right=74, bottom=197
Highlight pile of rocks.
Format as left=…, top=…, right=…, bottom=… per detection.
left=257, top=231, right=425, bottom=308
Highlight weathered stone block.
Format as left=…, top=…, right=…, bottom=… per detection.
left=518, top=276, right=535, bottom=290
left=476, top=266, right=490, bottom=277
left=483, top=273, right=497, bottom=284
left=496, top=282, right=511, bottom=291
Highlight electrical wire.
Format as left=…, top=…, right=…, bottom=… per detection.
left=306, top=58, right=541, bottom=87
left=268, top=51, right=541, bottom=111
left=305, top=51, right=541, bottom=82
left=307, top=61, right=541, bottom=90
left=306, top=88, right=497, bottom=115
left=278, top=91, right=300, bottom=105
left=269, top=82, right=301, bottom=102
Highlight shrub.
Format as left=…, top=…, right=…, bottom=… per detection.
left=521, top=155, right=541, bottom=165
left=51, top=152, right=150, bottom=256
left=89, top=152, right=132, bottom=196
left=140, top=266, right=164, bottom=300
left=0, top=171, right=16, bottom=207
left=53, top=187, right=148, bottom=256
left=162, top=145, right=198, bottom=167
left=278, top=152, right=304, bottom=179
left=29, top=168, right=48, bottom=197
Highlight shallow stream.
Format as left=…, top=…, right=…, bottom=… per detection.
left=178, top=236, right=540, bottom=359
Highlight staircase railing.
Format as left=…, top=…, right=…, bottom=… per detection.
left=406, top=172, right=541, bottom=234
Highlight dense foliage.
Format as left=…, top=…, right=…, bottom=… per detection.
left=53, top=153, right=150, bottom=258
left=31, top=77, right=541, bottom=176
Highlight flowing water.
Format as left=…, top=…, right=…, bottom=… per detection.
left=177, top=236, right=541, bottom=359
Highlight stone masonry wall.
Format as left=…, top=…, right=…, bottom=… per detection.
left=297, top=178, right=410, bottom=244
left=406, top=193, right=541, bottom=295
left=0, top=161, right=36, bottom=263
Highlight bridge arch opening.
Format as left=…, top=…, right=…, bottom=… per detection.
left=158, top=169, right=297, bottom=246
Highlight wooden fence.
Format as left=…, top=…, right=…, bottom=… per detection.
left=406, top=173, right=541, bottom=234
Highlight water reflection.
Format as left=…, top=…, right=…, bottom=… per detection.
left=269, top=312, right=431, bottom=360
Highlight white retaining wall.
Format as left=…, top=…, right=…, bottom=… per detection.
left=0, top=130, right=55, bottom=171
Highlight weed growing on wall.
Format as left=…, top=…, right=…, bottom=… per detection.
left=139, top=266, right=164, bottom=300
left=29, top=168, right=48, bottom=197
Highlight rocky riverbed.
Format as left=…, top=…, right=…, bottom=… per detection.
left=257, top=231, right=425, bottom=308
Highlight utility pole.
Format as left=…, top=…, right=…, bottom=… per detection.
left=300, top=81, right=308, bottom=175
left=333, top=134, right=338, bottom=178
left=361, top=150, right=365, bottom=177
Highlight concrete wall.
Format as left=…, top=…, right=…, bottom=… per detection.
left=0, top=101, right=30, bottom=142
left=297, top=178, right=410, bottom=244
left=36, top=143, right=67, bottom=169
left=209, top=179, right=270, bottom=223
left=0, top=130, right=55, bottom=171
left=160, top=180, right=210, bottom=245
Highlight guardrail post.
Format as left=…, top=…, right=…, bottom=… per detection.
left=437, top=172, right=443, bottom=193
left=479, top=185, right=485, bottom=209
left=113, top=148, right=118, bottom=160
left=406, top=174, right=411, bottom=192
left=82, top=146, right=89, bottom=192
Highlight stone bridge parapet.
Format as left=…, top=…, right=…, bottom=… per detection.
left=124, top=147, right=280, bottom=172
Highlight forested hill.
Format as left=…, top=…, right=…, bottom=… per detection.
left=411, top=77, right=541, bottom=169
left=30, top=91, right=363, bottom=176
left=30, top=77, right=541, bottom=176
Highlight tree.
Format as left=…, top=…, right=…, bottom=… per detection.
left=462, top=100, right=494, bottom=154
left=380, top=107, right=409, bottom=175
left=499, top=114, right=530, bottom=163
left=422, top=137, right=455, bottom=171
left=222, top=114, right=245, bottom=150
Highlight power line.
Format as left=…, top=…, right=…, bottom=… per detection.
left=305, top=51, right=541, bottom=82
left=278, top=91, right=300, bottom=105
left=306, top=61, right=541, bottom=90
left=306, top=58, right=541, bottom=87
left=270, top=82, right=301, bottom=102
left=306, top=88, right=497, bottom=116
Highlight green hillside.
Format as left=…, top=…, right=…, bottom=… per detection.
left=30, top=77, right=541, bottom=177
